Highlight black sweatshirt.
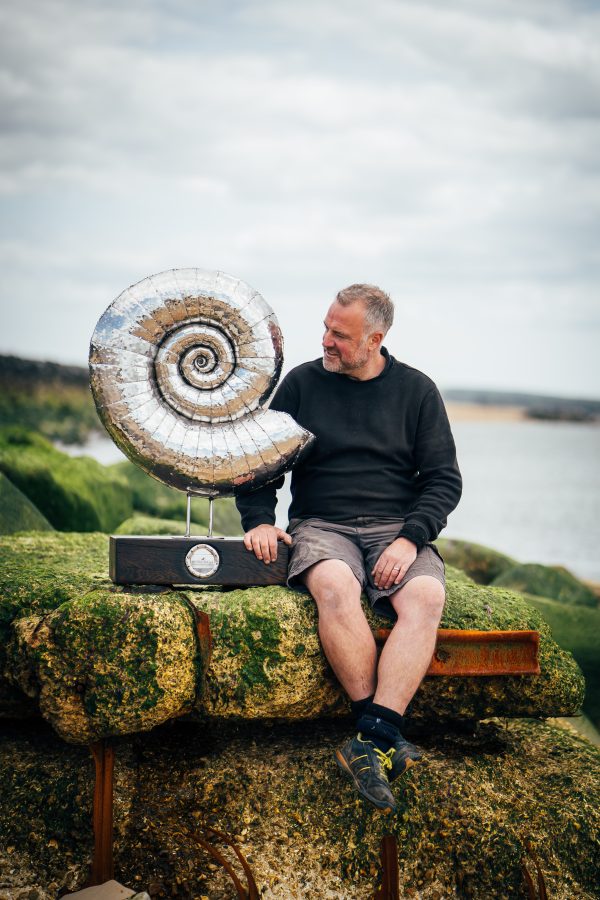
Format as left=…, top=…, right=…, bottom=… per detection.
left=235, top=348, right=462, bottom=547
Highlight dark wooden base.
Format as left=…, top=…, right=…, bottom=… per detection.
left=109, top=535, right=289, bottom=586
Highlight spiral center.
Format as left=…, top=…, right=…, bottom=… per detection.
left=155, top=322, right=237, bottom=419
left=183, top=346, right=218, bottom=378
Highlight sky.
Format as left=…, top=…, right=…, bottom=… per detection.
left=1, top=0, right=599, bottom=398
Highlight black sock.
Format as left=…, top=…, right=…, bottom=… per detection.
left=350, top=695, right=374, bottom=724
left=356, top=703, right=404, bottom=753
left=368, top=703, right=405, bottom=732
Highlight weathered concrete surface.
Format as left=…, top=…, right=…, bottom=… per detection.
left=0, top=534, right=585, bottom=743
left=0, top=717, right=598, bottom=898
left=191, top=579, right=585, bottom=725
left=9, top=590, right=199, bottom=743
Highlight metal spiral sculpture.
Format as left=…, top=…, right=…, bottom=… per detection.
left=89, top=268, right=314, bottom=497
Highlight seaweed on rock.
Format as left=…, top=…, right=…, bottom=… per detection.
left=0, top=534, right=585, bottom=742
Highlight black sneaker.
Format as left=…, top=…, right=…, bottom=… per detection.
left=388, top=735, right=422, bottom=782
left=335, top=734, right=396, bottom=813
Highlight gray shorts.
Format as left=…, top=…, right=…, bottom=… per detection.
left=287, top=516, right=445, bottom=621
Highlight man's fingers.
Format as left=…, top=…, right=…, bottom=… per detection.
left=260, top=533, right=273, bottom=564
left=374, top=556, right=393, bottom=588
left=373, top=556, right=411, bottom=588
left=379, top=559, right=396, bottom=588
left=393, top=563, right=409, bottom=584
left=244, top=526, right=291, bottom=564
left=250, top=533, right=263, bottom=560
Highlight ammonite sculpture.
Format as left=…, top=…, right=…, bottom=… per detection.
left=89, top=268, right=314, bottom=497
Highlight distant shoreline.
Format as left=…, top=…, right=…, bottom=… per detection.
left=446, top=402, right=599, bottom=424
left=446, top=403, right=527, bottom=423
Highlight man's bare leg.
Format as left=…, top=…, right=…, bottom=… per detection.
left=303, top=558, right=377, bottom=701
left=373, top=575, right=445, bottom=714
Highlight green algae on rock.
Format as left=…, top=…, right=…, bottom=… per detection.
left=0, top=532, right=110, bottom=687
left=435, top=537, right=517, bottom=584
left=6, top=589, right=200, bottom=743
left=0, top=428, right=132, bottom=532
left=189, top=586, right=342, bottom=719
left=0, top=533, right=585, bottom=739
left=188, top=578, right=584, bottom=725
left=525, top=592, right=600, bottom=730
left=1, top=717, right=597, bottom=898
left=492, top=562, right=598, bottom=607
left=0, top=471, right=54, bottom=535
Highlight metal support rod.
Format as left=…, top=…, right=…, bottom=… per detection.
left=374, top=835, right=400, bottom=899
left=90, top=740, right=115, bottom=885
left=186, top=491, right=192, bottom=537
left=208, top=497, right=214, bottom=537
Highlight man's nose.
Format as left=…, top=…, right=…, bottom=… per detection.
left=323, top=330, right=334, bottom=348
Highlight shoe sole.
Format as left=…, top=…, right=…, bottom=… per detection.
left=334, top=750, right=396, bottom=813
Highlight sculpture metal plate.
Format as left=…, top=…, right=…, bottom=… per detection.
left=185, top=544, right=221, bottom=579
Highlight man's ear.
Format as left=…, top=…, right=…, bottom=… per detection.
left=369, top=331, right=384, bottom=349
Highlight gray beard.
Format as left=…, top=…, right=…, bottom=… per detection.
left=322, top=350, right=368, bottom=374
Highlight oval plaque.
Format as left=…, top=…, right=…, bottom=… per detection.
left=185, top=543, right=220, bottom=578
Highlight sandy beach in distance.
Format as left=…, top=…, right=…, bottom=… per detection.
left=445, top=403, right=528, bottom=423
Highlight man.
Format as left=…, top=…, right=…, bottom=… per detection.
left=236, top=284, right=462, bottom=813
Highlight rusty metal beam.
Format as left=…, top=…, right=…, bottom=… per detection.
left=374, top=628, right=540, bottom=676
left=89, top=740, right=115, bottom=885
left=373, top=835, right=400, bottom=899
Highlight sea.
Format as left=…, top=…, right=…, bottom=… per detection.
left=66, top=419, right=600, bottom=584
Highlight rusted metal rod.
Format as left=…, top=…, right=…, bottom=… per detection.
left=374, top=628, right=540, bottom=676
left=374, top=835, right=400, bottom=899
left=90, top=740, right=115, bottom=885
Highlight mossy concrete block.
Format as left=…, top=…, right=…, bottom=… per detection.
left=189, top=577, right=584, bottom=724
left=414, top=578, right=585, bottom=722
left=189, top=585, right=339, bottom=719
left=0, top=532, right=109, bottom=680
left=0, top=427, right=132, bottom=532
left=492, top=562, right=598, bottom=607
left=6, top=589, right=200, bottom=744
left=0, top=533, right=585, bottom=738
left=0, top=472, right=54, bottom=535
left=436, top=537, right=517, bottom=584
left=2, top=718, right=597, bottom=897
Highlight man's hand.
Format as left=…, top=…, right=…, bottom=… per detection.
left=243, top=524, right=292, bottom=564
left=372, top=537, right=417, bottom=589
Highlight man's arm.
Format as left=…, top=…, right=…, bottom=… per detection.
left=372, top=386, right=462, bottom=589
left=401, top=386, right=462, bottom=543
left=235, top=374, right=299, bottom=562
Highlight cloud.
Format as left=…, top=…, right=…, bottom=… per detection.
left=0, top=0, right=599, bottom=396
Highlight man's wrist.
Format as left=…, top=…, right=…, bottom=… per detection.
left=243, top=515, right=276, bottom=531
left=397, top=523, right=428, bottom=551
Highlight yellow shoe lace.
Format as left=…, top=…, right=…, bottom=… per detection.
left=373, top=746, right=394, bottom=772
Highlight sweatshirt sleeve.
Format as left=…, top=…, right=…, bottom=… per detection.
left=234, top=374, right=299, bottom=532
left=401, top=387, right=462, bottom=543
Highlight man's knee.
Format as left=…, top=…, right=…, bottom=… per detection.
left=303, top=558, right=362, bottom=616
left=391, top=575, right=445, bottom=622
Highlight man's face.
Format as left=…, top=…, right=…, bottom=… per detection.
left=322, top=301, right=372, bottom=374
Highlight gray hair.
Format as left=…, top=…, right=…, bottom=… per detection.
left=335, top=283, right=394, bottom=334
